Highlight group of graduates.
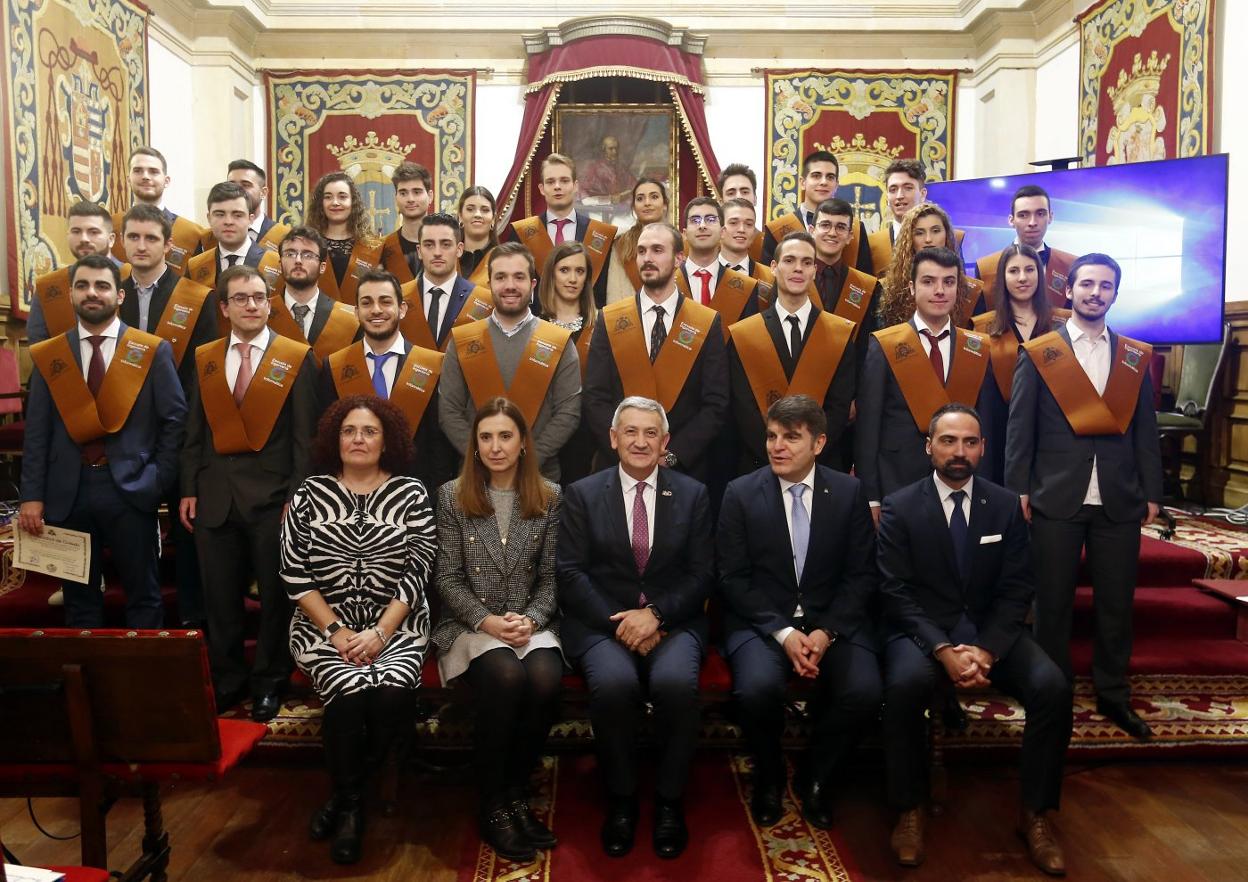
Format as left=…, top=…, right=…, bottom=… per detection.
left=15, top=144, right=1162, bottom=876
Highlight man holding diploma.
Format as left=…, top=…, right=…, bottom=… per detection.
left=18, top=253, right=187, bottom=628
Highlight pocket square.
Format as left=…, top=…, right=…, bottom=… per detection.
left=979, top=534, right=1003, bottom=544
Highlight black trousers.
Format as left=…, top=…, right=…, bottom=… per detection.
left=578, top=630, right=702, bottom=801
left=729, top=631, right=881, bottom=786
left=197, top=502, right=292, bottom=698
left=59, top=465, right=162, bottom=629
left=165, top=487, right=204, bottom=626
left=1031, top=505, right=1141, bottom=704
left=882, top=620, right=1071, bottom=812
left=465, top=647, right=564, bottom=808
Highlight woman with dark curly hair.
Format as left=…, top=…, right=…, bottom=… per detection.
left=434, top=397, right=563, bottom=863
left=458, top=185, right=500, bottom=284
left=877, top=202, right=982, bottom=329
left=305, top=171, right=384, bottom=304
left=280, top=395, right=436, bottom=865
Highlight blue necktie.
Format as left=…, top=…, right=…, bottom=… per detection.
left=367, top=352, right=395, bottom=399
left=949, top=489, right=968, bottom=578
left=789, top=483, right=809, bottom=584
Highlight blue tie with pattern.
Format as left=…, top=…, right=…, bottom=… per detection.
left=367, top=352, right=395, bottom=399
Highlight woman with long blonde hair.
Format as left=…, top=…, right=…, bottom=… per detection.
left=877, top=202, right=981, bottom=329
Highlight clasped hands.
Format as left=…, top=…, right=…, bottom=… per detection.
left=610, top=608, right=663, bottom=655
left=328, top=626, right=387, bottom=667
left=479, top=611, right=535, bottom=647
left=783, top=629, right=832, bottom=679
left=936, top=644, right=994, bottom=688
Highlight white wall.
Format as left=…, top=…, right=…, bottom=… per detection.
left=147, top=38, right=196, bottom=219
left=1033, top=41, right=1079, bottom=165
left=474, top=84, right=528, bottom=198
left=704, top=85, right=766, bottom=185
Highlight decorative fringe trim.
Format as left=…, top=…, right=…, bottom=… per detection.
left=525, top=67, right=705, bottom=95
left=669, top=84, right=717, bottom=195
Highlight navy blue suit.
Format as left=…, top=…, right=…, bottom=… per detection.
left=409, top=273, right=476, bottom=349
left=878, top=475, right=1070, bottom=811
left=718, top=464, right=881, bottom=786
left=556, top=466, right=713, bottom=799
left=20, top=323, right=187, bottom=627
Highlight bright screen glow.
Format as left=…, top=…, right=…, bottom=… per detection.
left=927, top=154, right=1228, bottom=344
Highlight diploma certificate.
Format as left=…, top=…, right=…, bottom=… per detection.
left=14, top=526, right=91, bottom=584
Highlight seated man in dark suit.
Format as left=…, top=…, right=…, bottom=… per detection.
left=718, top=394, right=880, bottom=829
left=18, top=254, right=187, bottom=628
left=879, top=403, right=1071, bottom=875
left=557, top=396, right=713, bottom=860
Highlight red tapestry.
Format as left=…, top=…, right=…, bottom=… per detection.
left=1077, top=0, right=1215, bottom=166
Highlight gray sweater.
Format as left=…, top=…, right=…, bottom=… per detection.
left=438, top=315, right=582, bottom=481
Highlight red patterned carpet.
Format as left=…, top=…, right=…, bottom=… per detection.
left=456, top=754, right=862, bottom=882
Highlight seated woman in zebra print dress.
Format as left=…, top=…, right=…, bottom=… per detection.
left=434, top=397, right=564, bottom=864
left=280, top=395, right=436, bottom=865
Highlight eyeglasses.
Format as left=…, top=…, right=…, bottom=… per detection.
left=281, top=250, right=321, bottom=262
left=814, top=221, right=851, bottom=235
left=687, top=215, right=720, bottom=227
left=227, top=293, right=268, bottom=306
left=340, top=426, right=381, bottom=438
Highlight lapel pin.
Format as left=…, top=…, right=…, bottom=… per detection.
left=661, top=489, right=673, bottom=497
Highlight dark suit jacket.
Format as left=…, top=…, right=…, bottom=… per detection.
left=180, top=331, right=319, bottom=527
left=854, top=319, right=991, bottom=504
left=198, top=242, right=270, bottom=288
left=718, top=465, right=877, bottom=651
left=556, top=466, right=713, bottom=658
left=728, top=305, right=855, bottom=472
left=20, top=324, right=187, bottom=521
left=877, top=475, right=1032, bottom=661
left=760, top=208, right=871, bottom=274
left=1004, top=324, right=1163, bottom=522
left=677, top=264, right=762, bottom=323
left=813, top=262, right=884, bottom=373
left=120, top=267, right=222, bottom=388
left=583, top=294, right=729, bottom=478
left=507, top=211, right=610, bottom=309
left=256, top=215, right=278, bottom=239
left=304, top=291, right=340, bottom=346
left=409, top=273, right=476, bottom=348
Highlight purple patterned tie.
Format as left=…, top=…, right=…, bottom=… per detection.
left=631, top=481, right=649, bottom=603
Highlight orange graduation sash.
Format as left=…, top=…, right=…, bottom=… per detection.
left=328, top=342, right=445, bottom=432
left=748, top=229, right=764, bottom=263
left=868, top=227, right=893, bottom=277
left=185, top=247, right=280, bottom=289
left=201, top=222, right=292, bottom=254
left=152, top=277, right=214, bottom=367
left=451, top=319, right=572, bottom=427
left=398, top=281, right=494, bottom=352
left=676, top=267, right=761, bottom=340
left=33, top=268, right=77, bottom=338
left=266, top=295, right=360, bottom=364
left=111, top=213, right=204, bottom=275
left=1022, top=330, right=1151, bottom=435
left=972, top=308, right=1071, bottom=402
left=602, top=298, right=718, bottom=413
left=195, top=334, right=310, bottom=454
left=874, top=323, right=990, bottom=432
left=765, top=212, right=805, bottom=250
left=30, top=328, right=161, bottom=445
left=464, top=247, right=495, bottom=287
left=381, top=231, right=417, bottom=283
left=730, top=311, right=854, bottom=417
left=828, top=267, right=878, bottom=339
left=320, top=240, right=384, bottom=305
left=511, top=216, right=616, bottom=286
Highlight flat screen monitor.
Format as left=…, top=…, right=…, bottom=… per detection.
left=926, top=154, right=1229, bottom=345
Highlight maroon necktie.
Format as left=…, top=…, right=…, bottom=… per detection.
left=693, top=269, right=712, bottom=306
left=920, top=328, right=949, bottom=384
left=553, top=218, right=572, bottom=244
left=631, top=481, right=650, bottom=604
left=82, top=336, right=107, bottom=464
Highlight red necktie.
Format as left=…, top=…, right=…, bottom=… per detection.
left=631, top=481, right=650, bottom=590
left=233, top=342, right=254, bottom=405
left=81, top=336, right=107, bottom=464
left=553, top=218, right=572, bottom=244
left=920, top=328, right=950, bottom=384
left=694, top=268, right=712, bottom=305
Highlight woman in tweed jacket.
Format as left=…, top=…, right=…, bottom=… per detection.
left=434, top=397, right=563, bottom=863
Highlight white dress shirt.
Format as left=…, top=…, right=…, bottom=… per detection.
left=77, top=317, right=121, bottom=379
left=933, top=473, right=974, bottom=526
left=225, top=327, right=271, bottom=389
left=684, top=258, right=721, bottom=299
left=891, top=219, right=902, bottom=240
left=641, top=288, right=682, bottom=357
left=218, top=243, right=251, bottom=272
left=775, top=298, right=814, bottom=357
left=1068, top=318, right=1112, bottom=506
left=913, top=311, right=953, bottom=382
left=773, top=465, right=816, bottom=645
left=489, top=309, right=534, bottom=338
left=546, top=210, right=577, bottom=245
left=619, top=464, right=658, bottom=552
left=422, top=273, right=458, bottom=329
left=285, top=291, right=319, bottom=339
left=248, top=216, right=266, bottom=242
left=364, top=336, right=407, bottom=392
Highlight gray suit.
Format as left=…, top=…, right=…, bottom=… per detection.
left=1004, top=323, right=1163, bottom=703
left=432, top=479, right=562, bottom=653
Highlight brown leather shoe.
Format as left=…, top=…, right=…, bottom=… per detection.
left=890, top=807, right=926, bottom=867
left=1018, top=809, right=1066, bottom=876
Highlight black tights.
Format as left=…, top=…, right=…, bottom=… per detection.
left=320, top=686, right=416, bottom=801
left=465, top=647, right=563, bottom=809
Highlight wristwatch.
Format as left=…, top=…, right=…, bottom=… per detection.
left=662, top=451, right=678, bottom=468
left=323, top=620, right=344, bottom=640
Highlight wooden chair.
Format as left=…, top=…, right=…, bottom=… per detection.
left=0, top=629, right=268, bottom=882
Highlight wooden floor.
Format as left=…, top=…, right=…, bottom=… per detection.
left=4, top=757, right=1248, bottom=881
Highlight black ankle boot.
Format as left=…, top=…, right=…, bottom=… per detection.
left=308, top=795, right=341, bottom=841
left=508, top=795, right=557, bottom=849
left=481, top=801, right=537, bottom=862
left=330, top=796, right=364, bottom=865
